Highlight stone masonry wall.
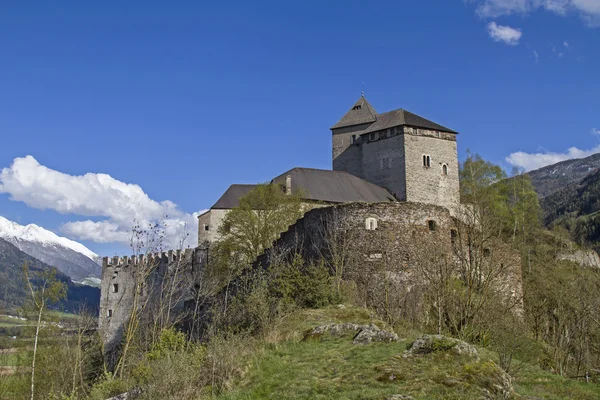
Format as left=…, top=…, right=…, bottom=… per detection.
left=332, top=123, right=371, bottom=178
left=403, top=127, right=460, bottom=214
left=99, top=248, right=207, bottom=356
left=361, top=134, right=407, bottom=200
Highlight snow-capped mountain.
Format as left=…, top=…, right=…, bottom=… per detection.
left=0, top=216, right=101, bottom=281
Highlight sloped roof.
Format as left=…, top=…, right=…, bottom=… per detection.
left=330, top=96, right=378, bottom=129
left=331, top=95, right=457, bottom=134
left=361, top=108, right=457, bottom=135
left=271, top=167, right=396, bottom=203
left=211, top=184, right=257, bottom=209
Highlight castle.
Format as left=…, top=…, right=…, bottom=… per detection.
left=198, top=95, right=460, bottom=244
left=99, top=96, right=519, bottom=354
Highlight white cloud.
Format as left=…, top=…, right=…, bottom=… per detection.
left=564, top=40, right=570, bottom=49
left=472, top=0, right=600, bottom=26
left=533, top=49, right=540, bottom=62
left=591, top=128, right=600, bottom=135
left=506, top=145, right=600, bottom=171
left=487, top=22, right=523, bottom=45
left=0, top=155, right=202, bottom=247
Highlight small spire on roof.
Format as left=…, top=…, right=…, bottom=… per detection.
left=361, top=82, right=365, bottom=97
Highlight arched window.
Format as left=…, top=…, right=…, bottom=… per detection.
left=422, top=155, right=427, bottom=167
left=442, top=164, right=448, bottom=176
left=422, top=155, right=431, bottom=168
left=365, top=217, right=378, bottom=230
left=427, top=155, right=431, bottom=167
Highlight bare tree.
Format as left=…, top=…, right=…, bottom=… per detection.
left=23, top=263, right=67, bottom=400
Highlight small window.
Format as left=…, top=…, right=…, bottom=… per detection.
left=423, top=155, right=431, bottom=168
left=352, top=105, right=362, bottom=110
left=203, top=224, right=209, bottom=231
left=442, top=164, right=448, bottom=176
left=428, top=220, right=437, bottom=232
left=351, top=134, right=356, bottom=144
left=365, top=217, right=378, bottom=230
left=107, top=309, right=113, bottom=318
left=112, top=270, right=118, bottom=279
left=112, top=284, right=119, bottom=293
left=483, top=248, right=491, bottom=257
left=450, top=229, right=458, bottom=244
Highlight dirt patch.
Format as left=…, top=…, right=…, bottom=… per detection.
left=0, top=366, right=16, bottom=376
left=0, top=348, right=18, bottom=355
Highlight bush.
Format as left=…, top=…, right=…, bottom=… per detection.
left=269, top=256, right=338, bottom=308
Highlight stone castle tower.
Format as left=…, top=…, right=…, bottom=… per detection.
left=331, top=96, right=460, bottom=213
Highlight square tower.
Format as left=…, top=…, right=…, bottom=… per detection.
left=331, top=96, right=460, bottom=213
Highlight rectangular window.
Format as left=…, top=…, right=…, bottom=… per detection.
left=203, top=224, right=209, bottom=231
left=351, top=134, right=356, bottom=144
left=107, top=309, right=113, bottom=318
left=428, top=220, right=437, bottom=232
left=112, top=284, right=119, bottom=293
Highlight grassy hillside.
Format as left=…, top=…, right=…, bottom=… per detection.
left=212, top=306, right=600, bottom=400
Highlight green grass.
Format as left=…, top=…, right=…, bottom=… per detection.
left=216, top=306, right=600, bottom=400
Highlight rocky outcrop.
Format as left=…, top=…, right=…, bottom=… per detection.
left=304, top=323, right=399, bottom=344
left=403, top=334, right=479, bottom=360
left=558, top=250, right=600, bottom=268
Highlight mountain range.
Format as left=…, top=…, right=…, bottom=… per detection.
left=0, top=236, right=99, bottom=312
left=0, top=216, right=101, bottom=281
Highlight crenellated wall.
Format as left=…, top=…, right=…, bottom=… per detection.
left=99, top=247, right=207, bottom=356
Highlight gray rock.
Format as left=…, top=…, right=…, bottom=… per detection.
left=404, top=334, right=479, bottom=360
left=305, top=323, right=399, bottom=344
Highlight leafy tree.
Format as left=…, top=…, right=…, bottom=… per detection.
left=217, top=183, right=304, bottom=266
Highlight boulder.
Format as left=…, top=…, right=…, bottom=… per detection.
left=304, top=323, right=399, bottom=344
left=404, top=334, right=479, bottom=360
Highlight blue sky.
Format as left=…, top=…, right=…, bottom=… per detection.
left=1, top=0, right=599, bottom=256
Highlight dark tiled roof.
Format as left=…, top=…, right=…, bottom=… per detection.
left=211, top=184, right=257, bottom=209
left=361, top=108, right=457, bottom=135
left=271, top=167, right=396, bottom=203
left=331, top=95, right=457, bottom=134
left=330, top=96, right=378, bottom=129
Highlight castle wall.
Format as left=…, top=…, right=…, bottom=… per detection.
left=198, top=209, right=228, bottom=245
left=403, top=127, right=460, bottom=214
left=332, top=123, right=371, bottom=178
left=361, top=134, right=407, bottom=200
left=99, top=248, right=207, bottom=357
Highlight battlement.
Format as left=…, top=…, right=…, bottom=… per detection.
left=101, top=248, right=195, bottom=269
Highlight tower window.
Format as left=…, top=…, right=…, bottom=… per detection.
left=423, top=155, right=431, bottom=168
left=107, top=309, right=113, bottom=318
left=442, top=164, right=448, bottom=176
left=352, top=105, right=362, bottom=110
left=351, top=134, right=356, bottom=144
left=112, top=284, right=119, bottom=293
left=203, top=224, right=209, bottom=231
left=450, top=229, right=458, bottom=244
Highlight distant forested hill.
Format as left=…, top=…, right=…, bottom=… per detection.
left=525, top=154, right=600, bottom=252
left=0, top=237, right=99, bottom=313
